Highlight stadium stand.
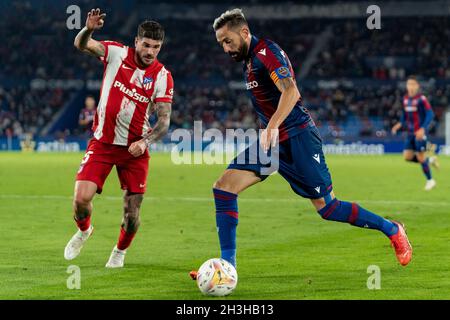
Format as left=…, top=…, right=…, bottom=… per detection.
left=0, top=0, right=448, bottom=144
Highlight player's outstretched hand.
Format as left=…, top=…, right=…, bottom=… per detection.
left=86, top=8, right=106, bottom=31
left=260, top=127, right=279, bottom=153
left=128, top=139, right=148, bottom=157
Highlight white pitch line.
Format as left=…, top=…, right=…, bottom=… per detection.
left=0, top=194, right=449, bottom=207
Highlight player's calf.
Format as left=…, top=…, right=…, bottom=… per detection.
left=65, top=182, right=97, bottom=260
left=73, top=199, right=92, bottom=231
left=118, top=192, right=143, bottom=250
left=122, top=193, right=142, bottom=234
left=105, top=192, right=143, bottom=268
left=315, top=197, right=398, bottom=238
left=73, top=180, right=97, bottom=229
left=314, top=195, right=413, bottom=265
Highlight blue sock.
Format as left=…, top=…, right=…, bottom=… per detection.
left=421, top=158, right=432, bottom=180
left=213, top=188, right=238, bottom=267
left=318, top=198, right=398, bottom=237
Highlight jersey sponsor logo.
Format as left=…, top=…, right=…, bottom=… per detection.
left=143, top=76, right=153, bottom=90
left=404, top=106, right=418, bottom=112
left=313, top=154, right=320, bottom=163
left=246, top=81, right=259, bottom=90
left=113, top=80, right=150, bottom=103
left=258, top=48, right=266, bottom=56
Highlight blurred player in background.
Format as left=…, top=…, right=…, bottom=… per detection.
left=78, top=95, right=96, bottom=137
left=191, top=9, right=412, bottom=279
left=392, top=76, right=438, bottom=191
left=64, top=8, right=174, bottom=268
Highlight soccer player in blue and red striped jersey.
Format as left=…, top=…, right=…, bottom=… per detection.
left=190, top=9, right=412, bottom=280
left=392, top=76, right=438, bottom=191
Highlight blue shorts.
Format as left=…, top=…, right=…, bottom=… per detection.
left=404, top=134, right=427, bottom=152
left=228, top=125, right=333, bottom=199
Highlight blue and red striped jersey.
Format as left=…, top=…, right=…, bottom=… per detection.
left=243, top=35, right=312, bottom=141
left=401, top=93, right=434, bottom=134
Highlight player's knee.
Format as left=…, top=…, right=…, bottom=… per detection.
left=73, top=192, right=92, bottom=209
left=124, top=193, right=144, bottom=211
left=213, top=178, right=234, bottom=194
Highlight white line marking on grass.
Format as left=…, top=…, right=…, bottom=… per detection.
left=0, top=194, right=449, bottom=207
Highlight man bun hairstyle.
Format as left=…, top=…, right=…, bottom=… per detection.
left=137, top=20, right=165, bottom=41
left=213, top=8, right=248, bottom=31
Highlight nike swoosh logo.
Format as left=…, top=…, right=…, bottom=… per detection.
left=122, top=65, right=134, bottom=70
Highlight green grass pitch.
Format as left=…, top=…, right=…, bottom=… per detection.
left=0, top=152, right=449, bottom=299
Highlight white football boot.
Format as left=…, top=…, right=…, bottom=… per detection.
left=105, top=245, right=126, bottom=268
left=424, top=179, right=436, bottom=191
left=64, top=225, right=94, bottom=260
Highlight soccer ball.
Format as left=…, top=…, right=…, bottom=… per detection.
left=196, top=258, right=238, bottom=296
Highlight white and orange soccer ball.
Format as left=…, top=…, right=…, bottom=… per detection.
left=196, top=258, right=238, bottom=296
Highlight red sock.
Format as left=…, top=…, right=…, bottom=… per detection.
left=75, top=215, right=91, bottom=232
left=117, top=227, right=136, bottom=250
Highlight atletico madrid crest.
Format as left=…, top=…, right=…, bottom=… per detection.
left=143, top=76, right=153, bottom=90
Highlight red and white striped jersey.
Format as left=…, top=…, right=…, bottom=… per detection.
left=92, top=40, right=174, bottom=146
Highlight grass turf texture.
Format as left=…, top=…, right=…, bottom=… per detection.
left=0, top=152, right=449, bottom=299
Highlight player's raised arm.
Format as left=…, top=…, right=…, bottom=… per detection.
left=74, top=8, right=106, bottom=57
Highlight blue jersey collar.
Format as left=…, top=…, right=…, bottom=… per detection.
left=246, top=35, right=259, bottom=60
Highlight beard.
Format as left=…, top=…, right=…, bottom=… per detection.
left=136, top=52, right=154, bottom=68
left=229, top=38, right=249, bottom=62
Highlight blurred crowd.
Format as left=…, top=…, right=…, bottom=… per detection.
left=0, top=1, right=449, bottom=139
left=309, top=17, right=450, bottom=80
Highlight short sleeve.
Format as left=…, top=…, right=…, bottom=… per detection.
left=153, top=68, right=174, bottom=104
left=420, top=95, right=432, bottom=110
left=98, top=40, right=126, bottom=65
left=256, top=41, right=292, bottom=83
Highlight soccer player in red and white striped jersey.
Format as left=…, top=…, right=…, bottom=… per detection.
left=64, top=9, right=174, bottom=268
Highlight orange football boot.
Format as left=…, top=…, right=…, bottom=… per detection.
left=189, top=270, right=198, bottom=280
left=389, top=221, right=412, bottom=266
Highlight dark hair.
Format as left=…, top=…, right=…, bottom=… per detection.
left=137, top=20, right=165, bottom=41
left=213, top=8, right=248, bottom=31
left=407, top=75, right=419, bottom=83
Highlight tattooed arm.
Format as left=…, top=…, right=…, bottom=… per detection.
left=268, top=77, right=301, bottom=129
left=128, top=102, right=172, bottom=157
left=260, top=77, right=301, bottom=152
